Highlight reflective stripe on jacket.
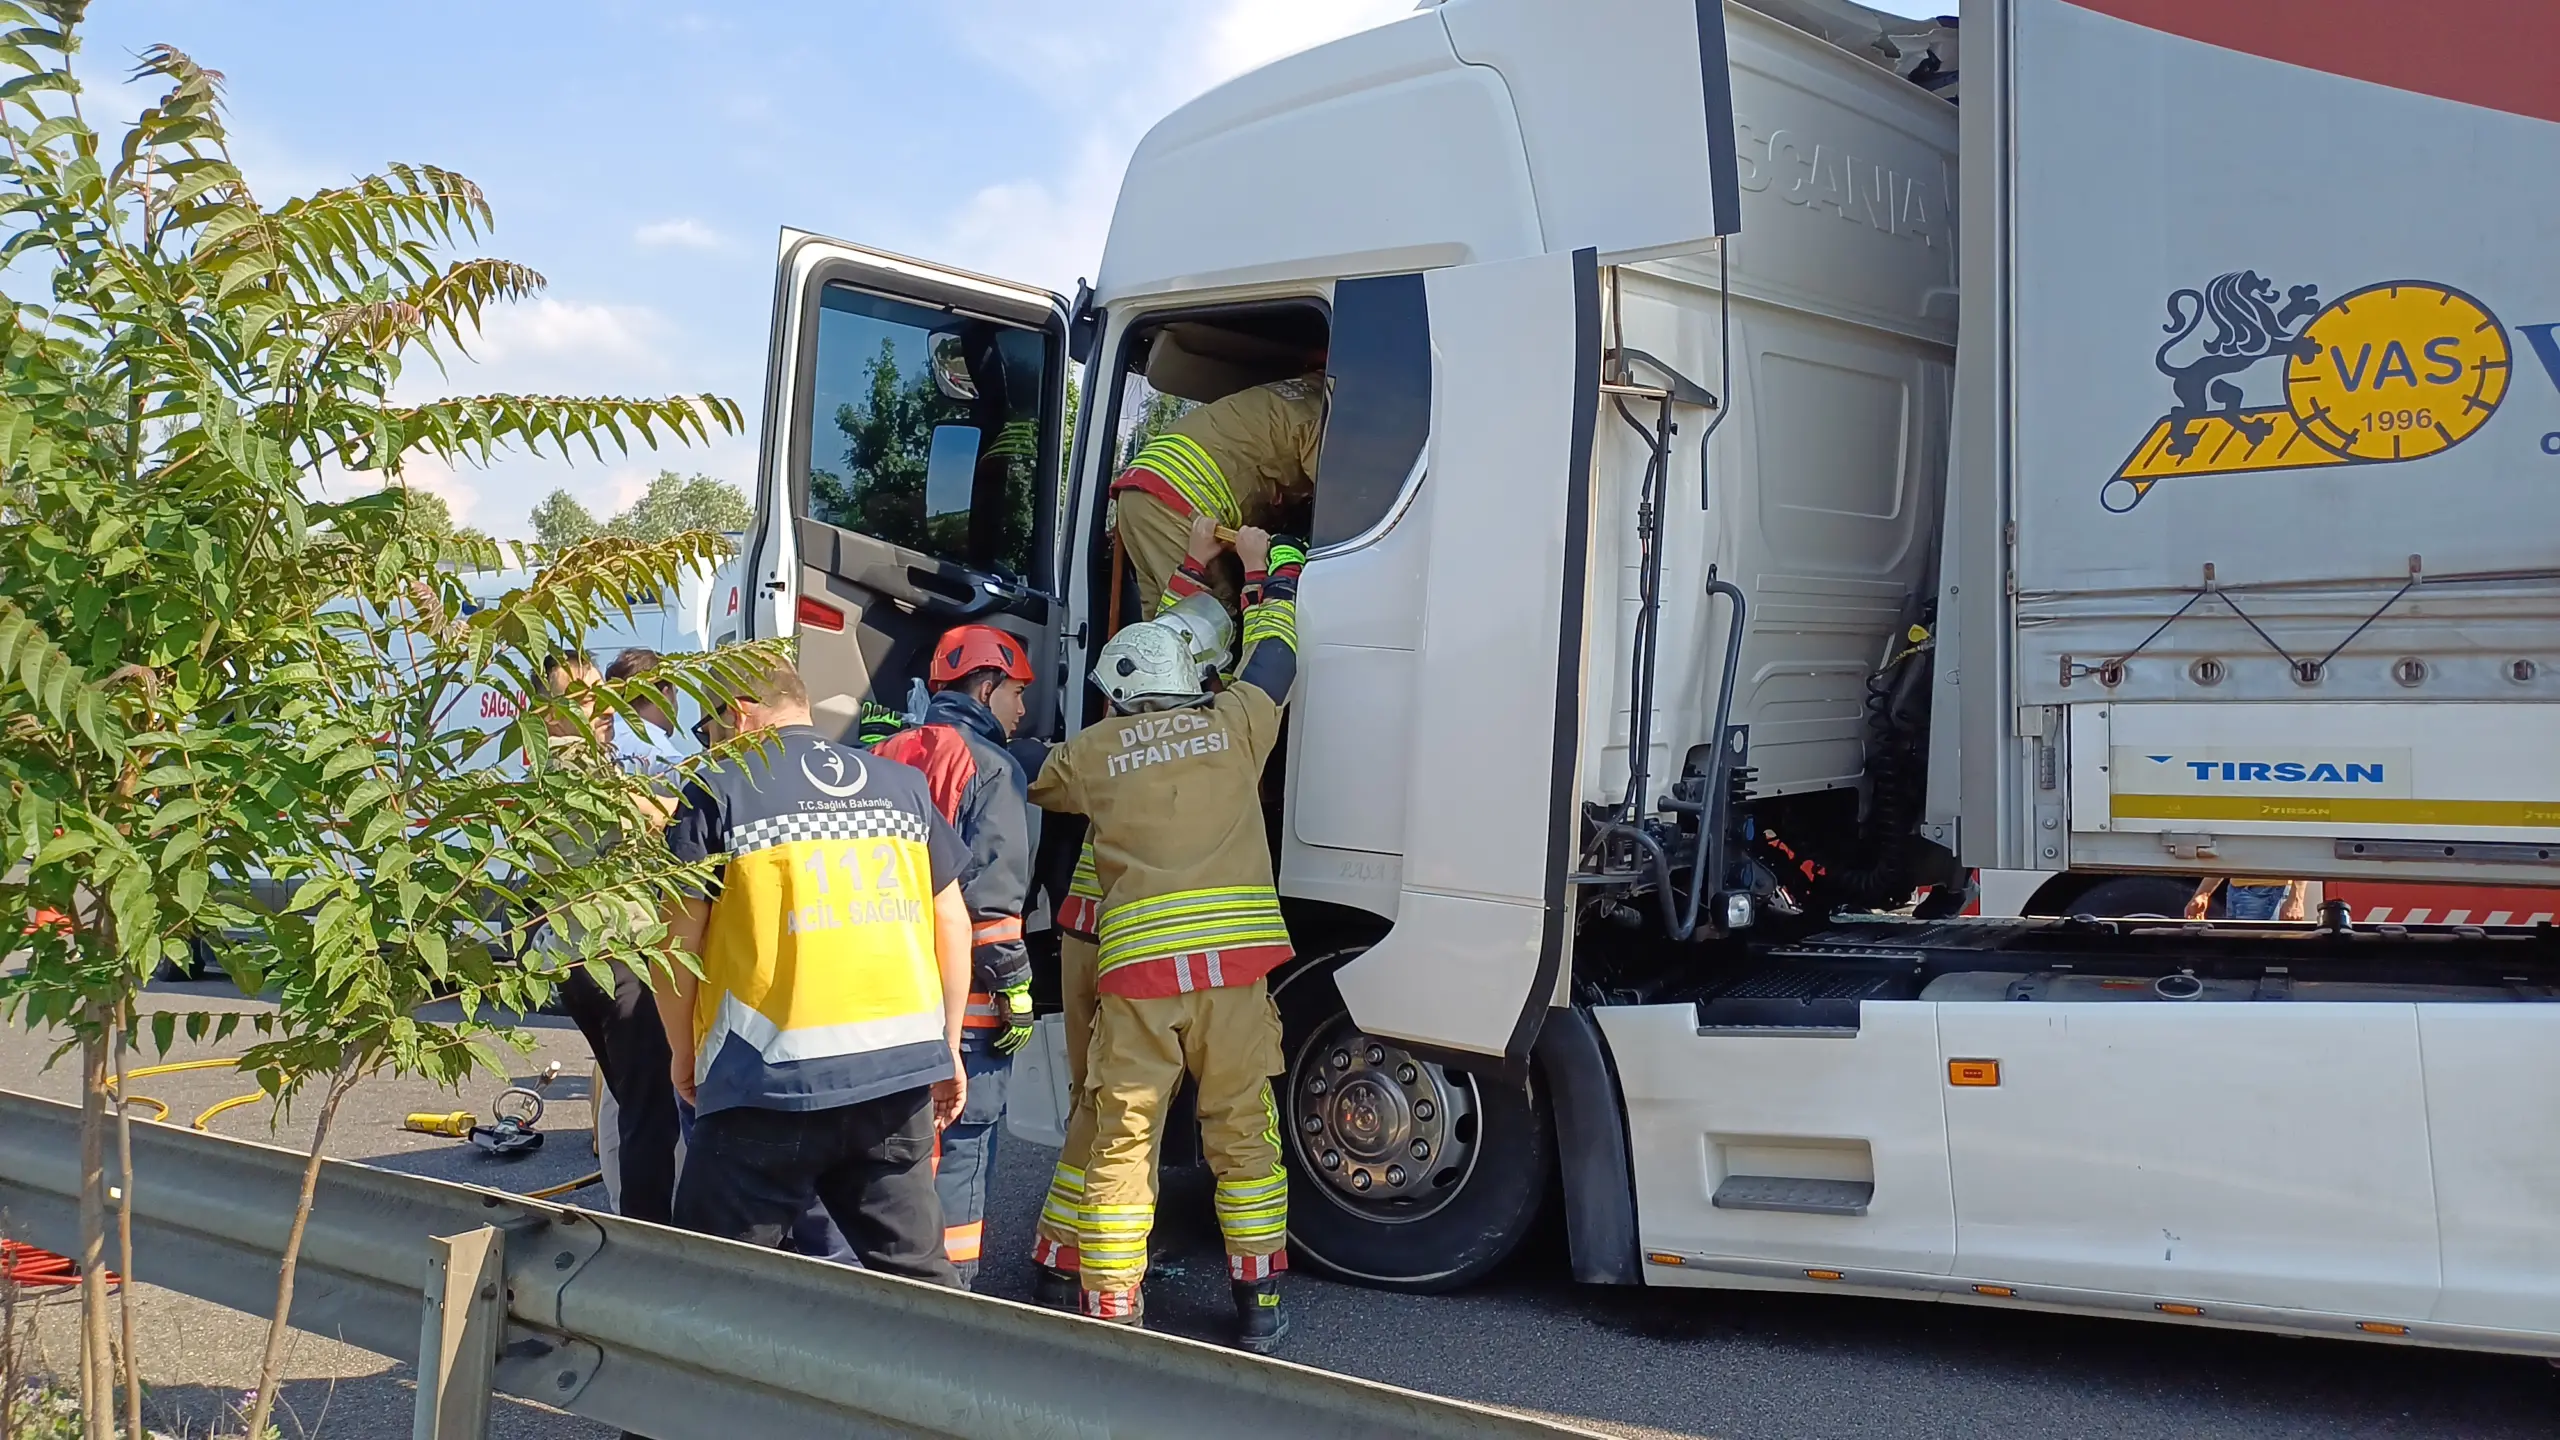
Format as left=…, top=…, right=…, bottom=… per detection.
left=665, top=728, right=965, bottom=1115
left=1056, top=839, right=1102, bottom=938
left=1029, top=569, right=1302, bottom=998
left=1109, top=378, right=1326, bottom=531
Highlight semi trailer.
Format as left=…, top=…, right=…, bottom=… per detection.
left=738, top=0, right=2560, bottom=1352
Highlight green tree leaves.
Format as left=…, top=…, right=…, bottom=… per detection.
left=0, top=13, right=782, bottom=1127
left=530, top=470, right=750, bottom=548
left=528, top=487, right=600, bottom=547
left=602, top=469, right=753, bottom=541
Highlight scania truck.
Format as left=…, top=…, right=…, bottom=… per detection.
left=737, top=0, right=2560, bottom=1353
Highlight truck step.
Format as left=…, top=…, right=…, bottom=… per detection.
left=1711, top=1175, right=1874, bottom=1216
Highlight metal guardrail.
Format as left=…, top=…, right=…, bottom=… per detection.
left=0, top=1088, right=1603, bottom=1439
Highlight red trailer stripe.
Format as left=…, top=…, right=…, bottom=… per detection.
left=2065, top=0, right=2560, bottom=127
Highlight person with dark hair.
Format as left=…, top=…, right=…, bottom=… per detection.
left=656, top=655, right=974, bottom=1283
left=548, top=647, right=687, bottom=1222
left=870, top=624, right=1038, bottom=1287
left=603, top=646, right=686, bottom=780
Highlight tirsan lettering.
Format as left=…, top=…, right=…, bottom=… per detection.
left=2183, top=760, right=2383, bottom=784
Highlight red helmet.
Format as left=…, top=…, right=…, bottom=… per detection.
left=929, top=624, right=1033, bottom=687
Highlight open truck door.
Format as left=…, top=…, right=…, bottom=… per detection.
left=1329, top=249, right=1603, bottom=1066
left=1326, top=0, right=1745, bottom=1068
left=742, top=231, right=1070, bottom=742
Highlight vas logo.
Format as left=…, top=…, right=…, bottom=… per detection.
left=2102, top=272, right=2512, bottom=513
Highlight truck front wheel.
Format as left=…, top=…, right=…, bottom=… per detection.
left=1272, top=957, right=1552, bottom=1292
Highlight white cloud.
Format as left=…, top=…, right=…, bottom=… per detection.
left=371, top=297, right=750, bottom=537
left=633, top=217, right=727, bottom=251
left=923, top=0, right=1416, bottom=292
left=409, top=297, right=677, bottom=397
left=373, top=452, right=483, bottom=526
left=930, top=134, right=1129, bottom=294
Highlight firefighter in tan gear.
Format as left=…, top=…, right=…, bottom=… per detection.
left=1029, top=403, right=1301, bottom=1293
left=1112, top=374, right=1324, bottom=618
left=1026, top=838, right=1102, bottom=1298
left=1028, top=514, right=1304, bottom=1352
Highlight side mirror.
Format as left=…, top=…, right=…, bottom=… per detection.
left=928, top=331, right=979, bottom=401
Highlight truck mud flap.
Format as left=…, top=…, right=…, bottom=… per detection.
left=1536, top=1006, right=1642, bottom=1285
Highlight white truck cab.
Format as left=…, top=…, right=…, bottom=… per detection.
left=744, top=0, right=2560, bottom=1354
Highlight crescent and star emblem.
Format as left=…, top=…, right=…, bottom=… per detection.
left=800, top=744, right=869, bottom=799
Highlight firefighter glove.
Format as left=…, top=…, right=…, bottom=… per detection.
left=856, top=699, right=909, bottom=748
left=992, top=981, right=1037, bottom=1055
left=1265, top=535, right=1308, bottom=575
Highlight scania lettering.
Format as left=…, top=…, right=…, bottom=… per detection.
left=739, top=0, right=2560, bottom=1357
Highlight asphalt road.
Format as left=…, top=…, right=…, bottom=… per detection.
left=6, top=976, right=2558, bottom=1439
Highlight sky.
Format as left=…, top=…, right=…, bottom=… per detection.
left=68, top=1, right=1946, bottom=537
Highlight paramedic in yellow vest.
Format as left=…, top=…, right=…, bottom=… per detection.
left=1028, top=515, right=1305, bottom=1352
left=656, top=655, right=974, bottom=1283
left=1113, top=373, right=1325, bottom=618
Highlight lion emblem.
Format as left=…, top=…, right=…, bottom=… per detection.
left=2154, top=270, right=2323, bottom=458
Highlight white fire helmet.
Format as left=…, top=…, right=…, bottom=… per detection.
left=1092, top=591, right=1234, bottom=711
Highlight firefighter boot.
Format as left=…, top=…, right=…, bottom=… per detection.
left=1232, top=1277, right=1287, bottom=1354
left=1032, top=1263, right=1079, bottom=1312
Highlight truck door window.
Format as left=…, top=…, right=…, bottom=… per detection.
left=1112, top=371, right=1199, bottom=468
left=1312, top=273, right=1430, bottom=549
left=802, top=282, right=1050, bottom=583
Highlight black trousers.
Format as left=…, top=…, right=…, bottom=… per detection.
left=558, top=959, right=680, bottom=1225
left=672, top=1088, right=960, bottom=1288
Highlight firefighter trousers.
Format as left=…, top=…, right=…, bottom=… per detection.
left=1031, top=933, right=1099, bottom=1270
left=1113, top=489, right=1239, bottom=619
left=1078, top=981, right=1288, bottom=1312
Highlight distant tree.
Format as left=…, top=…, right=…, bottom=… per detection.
left=389, top=484, right=492, bottom=548
left=529, top=487, right=600, bottom=548
left=604, top=470, right=753, bottom=541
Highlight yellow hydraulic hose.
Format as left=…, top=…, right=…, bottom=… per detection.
left=115, top=1053, right=605, bottom=1200
left=109, top=1057, right=260, bottom=1133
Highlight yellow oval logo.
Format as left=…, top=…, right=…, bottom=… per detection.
left=2283, top=281, right=2510, bottom=463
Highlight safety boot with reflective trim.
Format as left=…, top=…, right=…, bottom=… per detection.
left=1232, top=1277, right=1287, bottom=1354
left=1032, top=1263, right=1079, bottom=1312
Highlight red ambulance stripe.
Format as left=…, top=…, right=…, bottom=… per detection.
left=2064, top=0, right=2560, bottom=127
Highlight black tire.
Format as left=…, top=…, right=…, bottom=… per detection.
left=1272, top=958, right=1552, bottom=1292
left=2029, top=874, right=2199, bottom=920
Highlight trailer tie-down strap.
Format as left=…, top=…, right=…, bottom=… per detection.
left=2061, top=559, right=2431, bottom=686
